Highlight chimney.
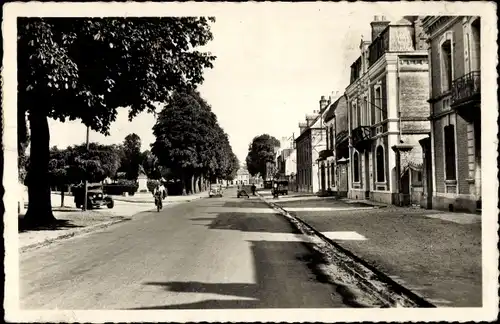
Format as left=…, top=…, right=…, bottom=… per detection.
left=371, top=15, right=390, bottom=41
left=299, top=122, right=307, bottom=133
left=319, top=95, right=328, bottom=111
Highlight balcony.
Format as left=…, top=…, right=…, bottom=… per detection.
left=318, top=149, right=334, bottom=161
left=351, top=126, right=372, bottom=151
left=451, top=71, right=481, bottom=121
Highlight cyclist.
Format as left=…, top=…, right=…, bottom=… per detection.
left=153, top=184, right=164, bottom=211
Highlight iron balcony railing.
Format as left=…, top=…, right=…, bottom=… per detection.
left=451, top=71, right=481, bottom=107
left=352, top=126, right=372, bottom=145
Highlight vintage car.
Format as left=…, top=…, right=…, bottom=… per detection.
left=73, top=183, right=114, bottom=209
left=209, top=185, right=223, bottom=198
left=276, top=180, right=289, bottom=195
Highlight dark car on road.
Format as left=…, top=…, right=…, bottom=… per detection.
left=72, top=183, right=114, bottom=209
left=275, top=180, right=289, bottom=195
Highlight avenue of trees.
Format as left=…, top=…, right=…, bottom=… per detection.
left=18, top=17, right=216, bottom=226
left=245, top=134, right=280, bottom=180
left=151, top=91, right=239, bottom=195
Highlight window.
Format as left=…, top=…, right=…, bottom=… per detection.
left=330, top=125, right=334, bottom=150
left=351, top=101, right=358, bottom=129
left=326, top=127, right=330, bottom=149
left=363, top=96, right=369, bottom=126
left=441, top=39, right=453, bottom=92
left=444, top=125, right=456, bottom=180
left=376, top=145, right=385, bottom=182
left=331, top=164, right=335, bottom=186
left=374, top=85, right=383, bottom=123
left=470, top=18, right=481, bottom=72
left=327, top=163, right=330, bottom=186
left=353, top=152, right=360, bottom=182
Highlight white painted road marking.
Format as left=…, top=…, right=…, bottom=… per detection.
left=321, top=231, right=368, bottom=241
left=202, top=207, right=277, bottom=214
left=241, top=231, right=367, bottom=242
left=285, top=207, right=374, bottom=212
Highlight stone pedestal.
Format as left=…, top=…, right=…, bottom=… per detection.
left=137, top=174, right=148, bottom=193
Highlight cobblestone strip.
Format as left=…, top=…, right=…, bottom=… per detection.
left=257, top=193, right=436, bottom=308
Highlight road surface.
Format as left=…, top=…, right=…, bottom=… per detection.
left=20, top=189, right=347, bottom=309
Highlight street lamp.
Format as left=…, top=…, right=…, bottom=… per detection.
left=83, top=125, right=90, bottom=211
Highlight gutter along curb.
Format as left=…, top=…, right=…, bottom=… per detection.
left=256, top=193, right=436, bottom=308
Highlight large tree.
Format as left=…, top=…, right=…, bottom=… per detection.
left=151, top=91, right=237, bottom=194
left=18, top=17, right=215, bottom=226
left=118, top=133, right=142, bottom=180
left=245, top=134, right=280, bottom=180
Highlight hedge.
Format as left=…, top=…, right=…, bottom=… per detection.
left=103, top=183, right=138, bottom=196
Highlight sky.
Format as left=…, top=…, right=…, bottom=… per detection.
left=48, top=9, right=400, bottom=164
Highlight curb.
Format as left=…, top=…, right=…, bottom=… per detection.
left=20, top=217, right=131, bottom=253
left=256, top=192, right=435, bottom=308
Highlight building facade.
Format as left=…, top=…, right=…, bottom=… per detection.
left=235, top=165, right=250, bottom=185
left=421, top=16, right=481, bottom=213
left=318, top=95, right=349, bottom=196
left=345, top=16, right=431, bottom=205
left=295, top=96, right=329, bottom=193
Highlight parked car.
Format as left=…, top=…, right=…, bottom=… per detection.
left=73, top=183, right=114, bottom=209
left=209, top=184, right=223, bottom=198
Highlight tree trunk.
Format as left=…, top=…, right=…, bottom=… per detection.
left=181, top=171, right=187, bottom=196
left=60, top=184, right=65, bottom=208
left=190, top=174, right=196, bottom=194
left=23, top=112, right=56, bottom=226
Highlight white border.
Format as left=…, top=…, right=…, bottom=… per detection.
left=3, top=1, right=499, bottom=322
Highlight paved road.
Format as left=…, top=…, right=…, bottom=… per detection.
left=20, top=189, right=347, bottom=309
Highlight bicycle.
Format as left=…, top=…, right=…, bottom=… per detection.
left=154, top=194, right=163, bottom=212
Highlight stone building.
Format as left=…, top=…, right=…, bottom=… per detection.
left=318, top=94, right=349, bottom=196
left=295, top=96, right=330, bottom=193
left=421, top=16, right=481, bottom=213
left=345, top=16, right=431, bottom=205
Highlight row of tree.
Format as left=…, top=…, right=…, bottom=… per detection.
left=151, top=91, right=239, bottom=195
left=18, top=17, right=217, bottom=227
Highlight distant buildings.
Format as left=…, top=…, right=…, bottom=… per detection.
left=294, top=96, right=330, bottom=193
left=235, top=164, right=250, bottom=185
left=318, top=95, right=349, bottom=196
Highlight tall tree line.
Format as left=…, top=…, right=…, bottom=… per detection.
left=151, top=91, right=239, bottom=195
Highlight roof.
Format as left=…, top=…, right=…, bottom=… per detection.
left=323, top=95, right=345, bottom=123
left=390, top=18, right=412, bottom=26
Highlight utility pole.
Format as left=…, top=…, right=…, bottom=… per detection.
left=83, top=125, right=90, bottom=211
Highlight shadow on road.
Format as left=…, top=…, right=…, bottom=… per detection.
left=18, top=218, right=84, bottom=233
left=190, top=212, right=302, bottom=234
left=127, top=240, right=346, bottom=309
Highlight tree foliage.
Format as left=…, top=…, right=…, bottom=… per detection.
left=48, top=143, right=121, bottom=186
left=245, top=134, right=280, bottom=180
left=118, top=133, right=142, bottom=180
left=151, top=91, right=238, bottom=193
left=18, top=17, right=216, bottom=225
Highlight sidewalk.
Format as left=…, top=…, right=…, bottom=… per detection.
left=19, top=198, right=153, bottom=253
left=263, top=195, right=482, bottom=307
